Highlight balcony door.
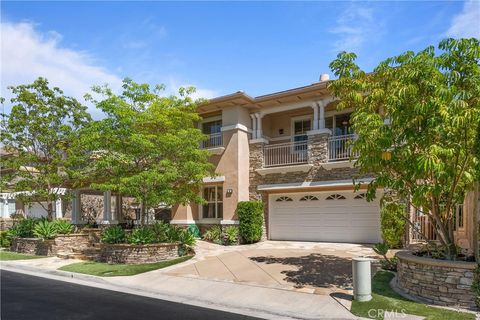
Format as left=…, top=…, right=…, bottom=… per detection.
left=202, top=119, right=222, bottom=148
left=292, top=117, right=311, bottom=142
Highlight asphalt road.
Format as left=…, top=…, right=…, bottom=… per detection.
left=1, top=270, right=262, bottom=320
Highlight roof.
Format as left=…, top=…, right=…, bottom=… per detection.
left=198, top=79, right=331, bottom=113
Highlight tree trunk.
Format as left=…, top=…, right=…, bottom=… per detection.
left=140, top=201, right=145, bottom=226
left=47, top=202, right=53, bottom=221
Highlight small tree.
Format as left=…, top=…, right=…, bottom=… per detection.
left=73, top=79, right=213, bottom=224
left=1, top=78, right=91, bottom=220
left=328, top=38, right=480, bottom=259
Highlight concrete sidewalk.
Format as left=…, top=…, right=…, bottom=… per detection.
left=1, top=258, right=359, bottom=320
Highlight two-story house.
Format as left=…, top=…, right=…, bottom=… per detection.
left=171, top=75, right=382, bottom=243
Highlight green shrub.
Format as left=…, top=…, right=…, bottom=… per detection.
left=0, top=231, right=11, bottom=247
left=380, top=201, right=407, bottom=248
left=150, top=221, right=170, bottom=242
left=202, top=225, right=222, bottom=244
left=128, top=227, right=155, bottom=245
left=179, top=229, right=196, bottom=247
left=8, top=217, right=37, bottom=238
left=33, top=220, right=58, bottom=240
left=223, top=226, right=239, bottom=245
left=101, top=226, right=126, bottom=244
left=373, top=242, right=397, bottom=271
left=54, top=220, right=73, bottom=235
left=165, top=225, right=183, bottom=243
left=237, top=201, right=263, bottom=243
left=472, top=264, right=480, bottom=308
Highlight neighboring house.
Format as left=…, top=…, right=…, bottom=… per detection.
left=171, top=75, right=382, bottom=244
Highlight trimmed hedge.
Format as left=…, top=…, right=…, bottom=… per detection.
left=237, top=201, right=263, bottom=243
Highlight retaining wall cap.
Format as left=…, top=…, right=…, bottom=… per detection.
left=396, top=250, right=477, bottom=270
left=100, top=242, right=180, bottom=248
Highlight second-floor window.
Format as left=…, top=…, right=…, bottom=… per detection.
left=202, top=120, right=222, bottom=135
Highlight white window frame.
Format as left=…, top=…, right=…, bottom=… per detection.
left=290, top=115, right=312, bottom=142
left=201, top=185, right=223, bottom=220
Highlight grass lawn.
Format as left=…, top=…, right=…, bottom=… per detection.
left=0, top=251, right=45, bottom=261
left=351, top=271, right=475, bottom=320
left=58, top=255, right=193, bottom=277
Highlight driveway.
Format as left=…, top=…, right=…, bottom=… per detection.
left=165, top=240, right=378, bottom=295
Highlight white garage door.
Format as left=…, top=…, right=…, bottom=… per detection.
left=269, top=191, right=381, bottom=243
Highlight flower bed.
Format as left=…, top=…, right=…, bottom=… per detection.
left=98, top=242, right=180, bottom=264
left=396, top=251, right=476, bottom=308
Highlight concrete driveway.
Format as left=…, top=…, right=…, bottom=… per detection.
left=166, top=240, right=378, bottom=295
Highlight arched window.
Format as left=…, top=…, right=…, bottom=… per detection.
left=299, top=195, right=319, bottom=201
left=354, top=193, right=366, bottom=200
left=326, top=194, right=346, bottom=200
left=276, top=196, right=293, bottom=202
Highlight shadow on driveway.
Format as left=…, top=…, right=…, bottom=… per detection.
left=250, top=253, right=354, bottom=290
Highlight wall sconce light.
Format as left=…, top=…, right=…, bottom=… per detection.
left=226, top=189, right=233, bottom=197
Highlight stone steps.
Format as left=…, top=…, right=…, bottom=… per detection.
left=57, top=244, right=101, bottom=261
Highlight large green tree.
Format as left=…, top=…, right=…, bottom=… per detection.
left=328, top=38, right=480, bottom=259
left=1, top=77, right=92, bottom=220
left=73, top=79, right=213, bottom=223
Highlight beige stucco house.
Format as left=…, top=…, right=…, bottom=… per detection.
left=171, top=76, right=382, bottom=243
left=171, top=76, right=479, bottom=254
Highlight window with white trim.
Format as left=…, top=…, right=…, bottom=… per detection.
left=299, top=195, right=318, bottom=201
left=354, top=193, right=366, bottom=200
left=202, top=186, right=223, bottom=219
left=293, top=118, right=311, bottom=143
left=276, top=196, right=293, bottom=202
left=326, top=194, right=346, bottom=200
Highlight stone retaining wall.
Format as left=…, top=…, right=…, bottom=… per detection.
left=10, top=233, right=92, bottom=256
left=10, top=238, right=54, bottom=256
left=98, top=243, right=180, bottom=264
left=53, top=234, right=91, bottom=253
left=396, top=251, right=476, bottom=308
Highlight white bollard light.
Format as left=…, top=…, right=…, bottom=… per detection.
left=352, top=257, right=372, bottom=302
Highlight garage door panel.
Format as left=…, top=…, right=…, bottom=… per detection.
left=269, top=191, right=381, bottom=244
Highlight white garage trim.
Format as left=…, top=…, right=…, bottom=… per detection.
left=258, top=178, right=374, bottom=191
left=268, top=189, right=381, bottom=244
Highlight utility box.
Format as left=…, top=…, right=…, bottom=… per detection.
left=352, top=257, right=372, bottom=302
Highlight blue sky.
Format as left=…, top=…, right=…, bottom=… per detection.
left=1, top=1, right=479, bottom=115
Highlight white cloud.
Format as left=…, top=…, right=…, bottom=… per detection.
left=329, top=3, right=384, bottom=53
left=1, top=21, right=122, bottom=116
left=446, top=1, right=480, bottom=39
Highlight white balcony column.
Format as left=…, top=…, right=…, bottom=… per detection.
left=250, top=114, right=257, bottom=139
left=312, top=104, right=319, bottom=130
left=103, top=191, right=112, bottom=223
left=55, top=198, right=63, bottom=219
left=71, top=190, right=81, bottom=224
left=318, top=101, right=326, bottom=129
left=255, top=113, right=263, bottom=139
left=2, top=197, right=9, bottom=218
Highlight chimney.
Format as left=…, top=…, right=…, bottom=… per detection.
left=319, top=73, right=330, bottom=82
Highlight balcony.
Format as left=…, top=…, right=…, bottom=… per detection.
left=201, top=132, right=223, bottom=149
left=201, top=132, right=224, bottom=155
left=328, top=134, right=358, bottom=161
left=264, top=141, right=308, bottom=167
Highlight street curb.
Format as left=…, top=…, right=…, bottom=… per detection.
left=0, top=263, right=357, bottom=320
